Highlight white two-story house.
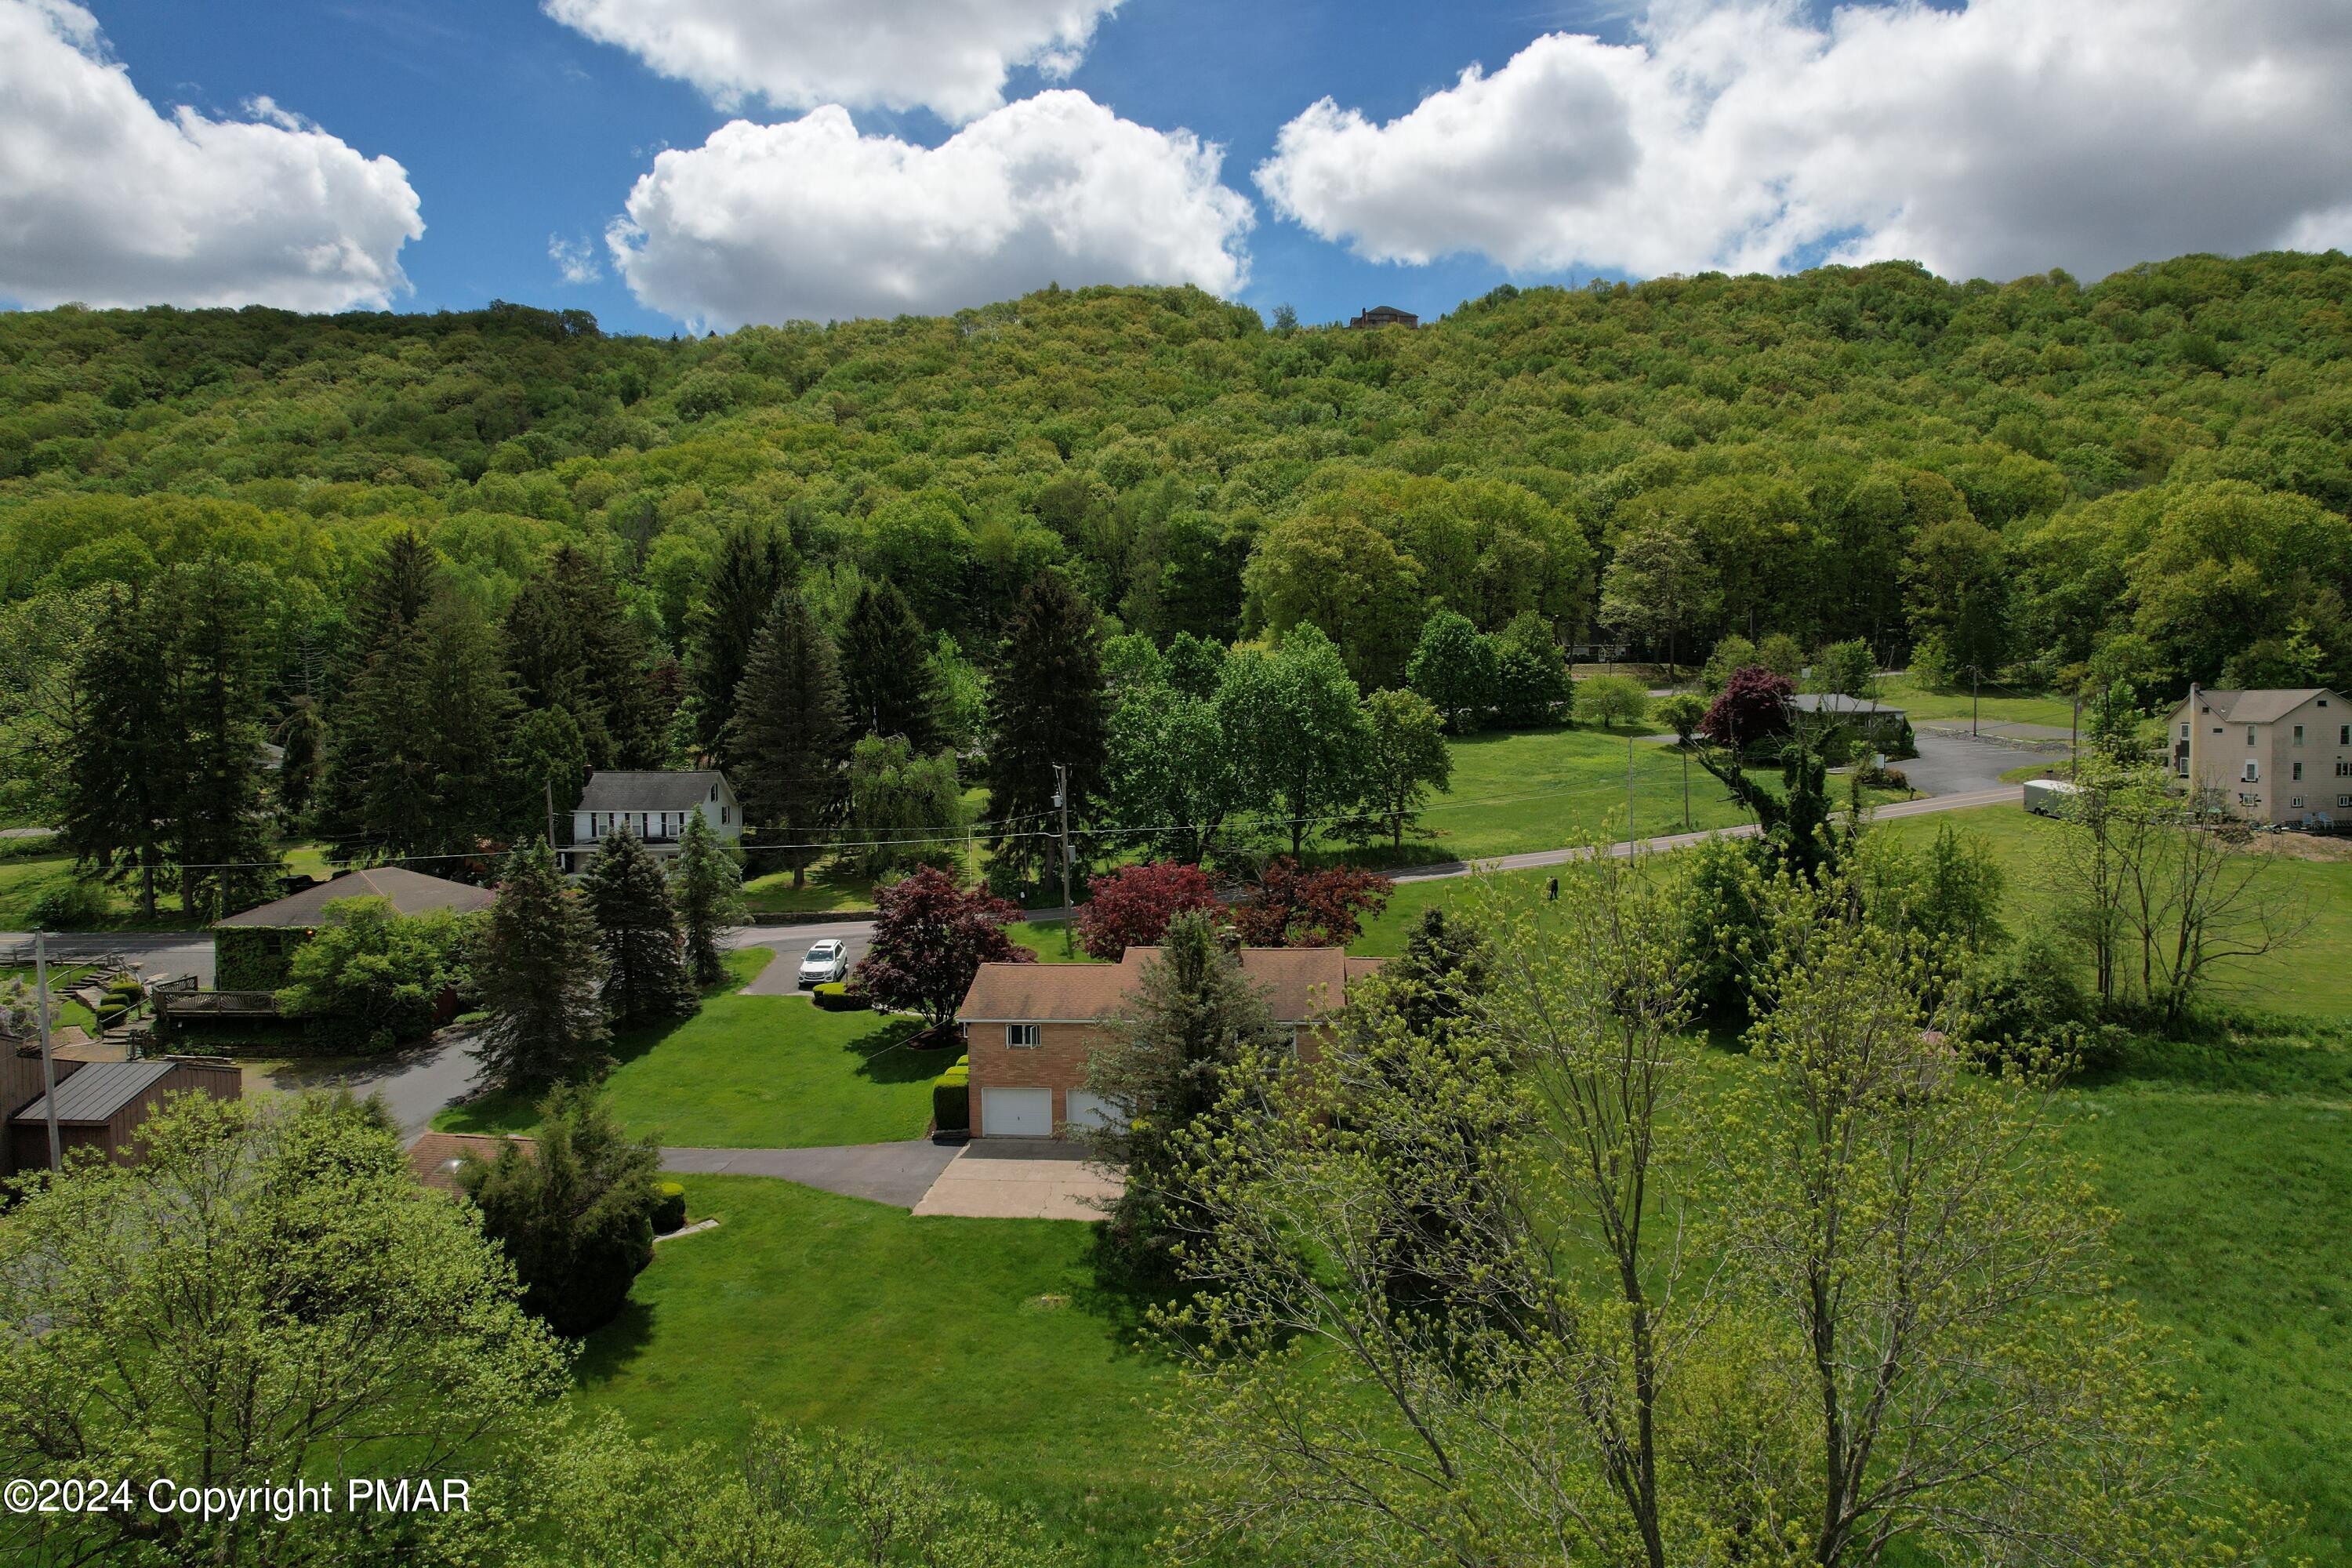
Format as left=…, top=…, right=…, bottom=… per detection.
left=2167, top=686, right=2347, bottom=829
left=565, top=770, right=742, bottom=872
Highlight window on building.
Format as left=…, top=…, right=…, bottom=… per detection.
left=710, top=785, right=719, bottom=801
left=2243, top=760, right=2259, bottom=782
left=2246, top=726, right=2256, bottom=746
left=2338, top=761, right=2352, bottom=777
left=720, top=806, right=730, bottom=825
left=2293, top=725, right=2304, bottom=744
left=2292, top=762, right=2303, bottom=781
left=2342, top=724, right=2350, bottom=745
left=2291, top=797, right=2304, bottom=809
left=1006, top=1023, right=1040, bottom=1049
left=2180, top=723, right=2189, bottom=739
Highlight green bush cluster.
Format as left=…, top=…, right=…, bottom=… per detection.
left=933, top=1055, right=971, bottom=1133
left=26, top=878, right=108, bottom=931
left=652, top=1181, right=687, bottom=1234
left=811, top=982, right=866, bottom=1011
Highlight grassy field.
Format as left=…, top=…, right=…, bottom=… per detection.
left=575, top=1175, right=1172, bottom=1564
left=436, top=948, right=955, bottom=1147
left=1875, top=805, right=2352, bottom=1021
left=1878, top=671, right=2078, bottom=728
left=0, top=854, right=207, bottom=931
left=2060, top=1026, right=2351, bottom=1563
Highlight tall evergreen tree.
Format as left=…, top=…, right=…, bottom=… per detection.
left=275, top=695, right=324, bottom=825
left=838, top=579, right=942, bottom=750
left=582, top=829, right=697, bottom=1028
left=1083, top=909, right=1282, bottom=1287
left=62, top=585, right=179, bottom=919
left=670, top=808, right=745, bottom=987
left=983, top=572, right=1108, bottom=884
left=686, top=526, right=793, bottom=766
left=162, top=561, right=279, bottom=917
left=321, top=593, right=517, bottom=861
left=474, top=839, right=609, bottom=1091
left=506, top=546, right=665, bottom=769
left=339, top=528, right=438, bottom=688
left=728, top=590, right=848, bottom=889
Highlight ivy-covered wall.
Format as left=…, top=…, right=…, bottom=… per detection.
left=212, top=927, right=310, bottom=992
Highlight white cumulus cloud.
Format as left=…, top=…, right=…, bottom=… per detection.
left=549, top=234, right=601, bottom=285
left=608, top=90, right=1253, bottom=328
left=0, top=0, right=423, bottom=311
left=1256, top=0, right=2352, bottom=283
left=544, top=0, right=1122, bottom=125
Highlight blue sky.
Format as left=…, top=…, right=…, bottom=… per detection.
left=6, top=1, right=2350, bottom=336
left=79, top=0, right=1641, bottom=333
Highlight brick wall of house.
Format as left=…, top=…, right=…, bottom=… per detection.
left=967, top=1020, right=1105, bottom=1135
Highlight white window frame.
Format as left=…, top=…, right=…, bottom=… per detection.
left=1006, top=1023, right=1041, bottom=1049
left=2243, top=760, right=2259, bottom=782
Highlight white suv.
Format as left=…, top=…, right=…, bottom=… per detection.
left=797, top=939, right=849, bottom=987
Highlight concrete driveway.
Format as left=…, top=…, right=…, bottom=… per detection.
left=912, top=1139, right=1122, bottom=1221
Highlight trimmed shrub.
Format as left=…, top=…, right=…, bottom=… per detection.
left=652, top=1181, right=687, bottom=1234
left=811, top=982, right=867, bottom=1011
left=27, top=878, right=108, bottom=930
left=933, top=1074, right=971, bottom=1133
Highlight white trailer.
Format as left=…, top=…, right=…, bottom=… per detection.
left=2022, top=778, right=2082, bottom=817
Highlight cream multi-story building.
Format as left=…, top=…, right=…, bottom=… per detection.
left=2166, top=686, right=2349, bottom=829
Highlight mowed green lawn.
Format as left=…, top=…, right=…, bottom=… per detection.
left=0, top=853, right=207, bottom=931
left=1878, top=671, right=2078, bottom=728
left=436, top=948, right=954, bottom=1147
left=574, top=1176, right=1173, bottom=1566
left=1875, top=805, right=2352, bottom=1021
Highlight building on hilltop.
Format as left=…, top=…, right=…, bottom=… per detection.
left=2167, top=685, right=2347, bottom=829
left=1348, top=304, right=1417, bottom=329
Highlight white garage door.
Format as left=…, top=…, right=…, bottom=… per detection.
left=1064, top=1091, right=1121, bottom=1133
left=982, top=1087, right=1052, bottom=1138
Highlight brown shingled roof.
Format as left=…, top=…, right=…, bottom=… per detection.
left=2177, top=688, right=2339, bottom=725
left=217, top=867, right=496, bottom=928
left=957, top=947, right=1377, bottom=1025
left=407, top=1131, right=535, bottom=1192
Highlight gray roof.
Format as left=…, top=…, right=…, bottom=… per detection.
left=1788, top=692, right=1906, bottom=717
left=14, top=1060, right=173, bottom=1124
left=2175, top=688, right=2336, bottom=725
left=216, top=867, right=496, bottom=928
left=576, top=771, right=731, bottom=813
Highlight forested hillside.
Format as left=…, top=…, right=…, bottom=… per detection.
left=3, top=252, right=2349, bottom=880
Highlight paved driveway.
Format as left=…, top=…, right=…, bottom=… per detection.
left=1902, top=731, right=2058, bottom=797
left=729, top=920, right=874, bottom=996
left=662, top=1139, right=956, bottom=1207
left=245, top=1030, right=488, bottom=1137
left=912, top=1140, right=1123, bottom=1221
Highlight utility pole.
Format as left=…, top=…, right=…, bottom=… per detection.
left=34, top=931, right=60, bottom=1174
left=1627, top=736, right=1636, bottom=850
left=1052, top=763, right=1073, bottom=957
left=1681, top=746, right=1691, bottom=831
left=1971, top=664, right=1981, bottom=738
left=545, top=777, right=558, bottom=859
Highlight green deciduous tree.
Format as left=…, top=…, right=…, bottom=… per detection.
left=845, top=733, right=964, bottom=877
left=460, top=1082, right=662, bottom=1338
left=1491, top=609, right=1573, bottom=725
left=1102, top=679, right=1242, bottom=865
left=1405, top=608, right=1498, bottom=733
left=582, top=828, right=698, bottom=1029
left=274, top=896, right=480, bottom=1049
left=728, top=590, right=848, bottom=890
left=0, top=1093, right=565, bottom=1568
left=1355, top=688, right=1452, bottom=848
left=1218, top=623, right=1367, bottom=858
left=1243, top=510, right=1425, bottom=689
left=476, top=838, right=610, bottom=1091
left=1601, top=517, right=1719, bottom=679
left=668, top=808, right=744, bottom=988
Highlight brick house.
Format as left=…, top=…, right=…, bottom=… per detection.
left=2167, top=685, right=2348, bottom=828
left=955, top=946, right=1381, bottom=1138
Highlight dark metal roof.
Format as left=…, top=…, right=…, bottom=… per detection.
left=216, top=868, right=495, bottom=928
left=14, top=1060, right=173, bottom=1124
left=576, top=771, right=733, bottom=813
left=1788, top=693, right=1907, bottom=717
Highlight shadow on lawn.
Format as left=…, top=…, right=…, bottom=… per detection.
left=573, top=1294, right=657, bottom=1388
left=845, top=1017, right=955, bottom=1086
